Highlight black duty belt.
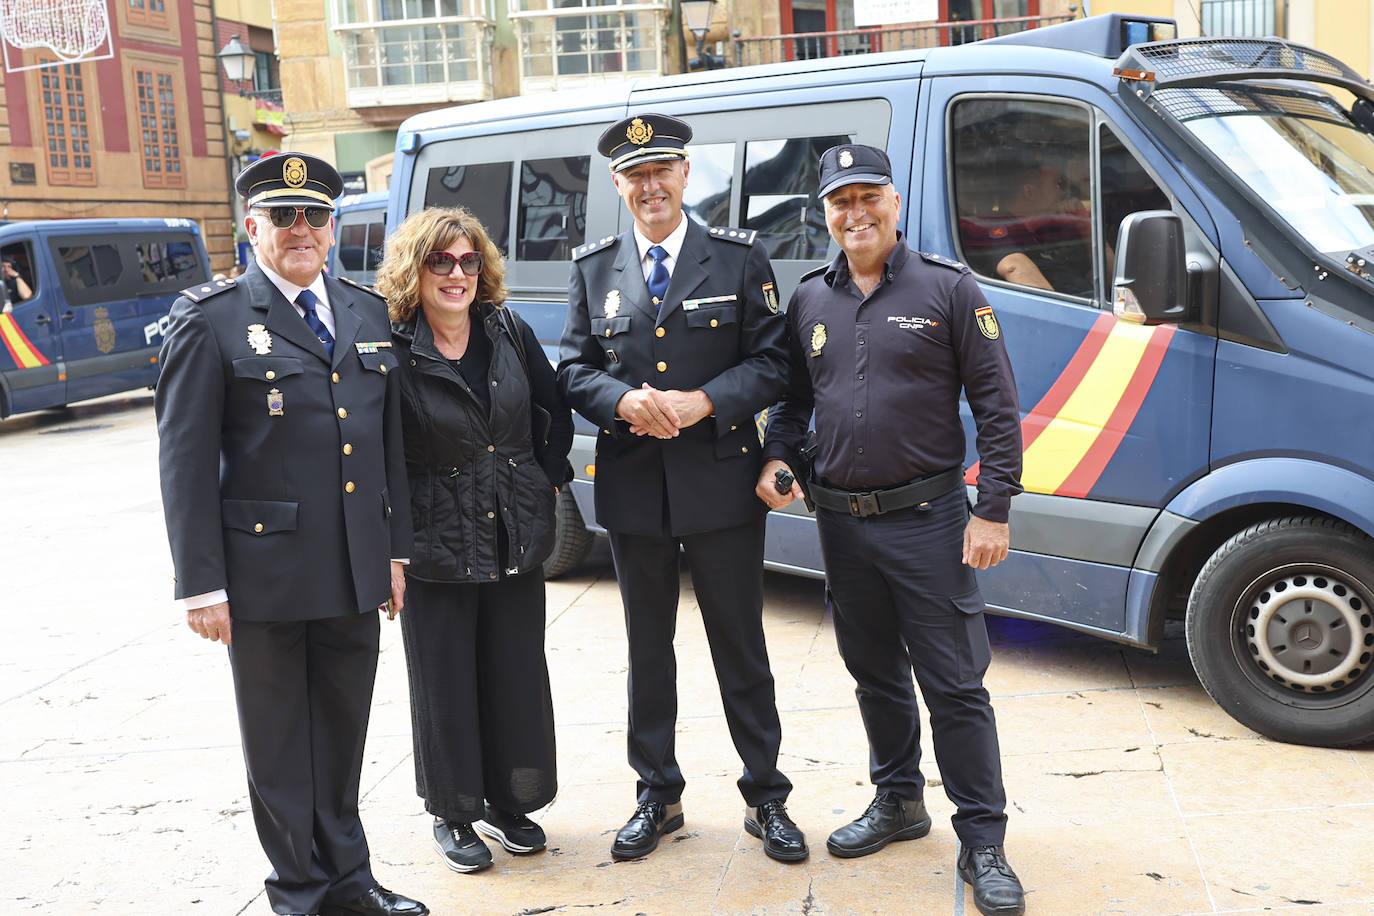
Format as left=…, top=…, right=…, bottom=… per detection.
left=809, top=467, right=964, bottom=518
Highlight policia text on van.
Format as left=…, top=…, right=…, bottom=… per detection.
left=389, top=15, right=1374, bottom=749
left=0, top=218, right=209, bottom=418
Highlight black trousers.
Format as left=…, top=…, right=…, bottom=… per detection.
left=608, top=516, right=792, bottom=807
left=816, top=488, right=1008, bottom=846
left=399, top=571, right=557, bottom=823
left=227, top=613, right=379, bottom=915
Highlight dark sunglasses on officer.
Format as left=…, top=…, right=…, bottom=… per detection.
left=424, top=250, right=484, bottom=277
left=257, top=205, right=333, bottom=230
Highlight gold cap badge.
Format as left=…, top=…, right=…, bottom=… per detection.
left=283, top=157, right=307, bottom=188
left=626, top=118, right=653, bottom=146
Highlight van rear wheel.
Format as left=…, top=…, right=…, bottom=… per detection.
left=1186, top=516, right=1374, bottom=747
left=543, top=488, right=593, bottom=579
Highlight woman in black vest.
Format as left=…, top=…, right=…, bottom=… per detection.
left=377, top=207, right=572, bottom=874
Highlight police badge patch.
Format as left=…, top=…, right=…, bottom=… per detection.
left=838, top=148, right=854, bottom=169
left=810, top=322, right=827, bottom=357
left=604, top=289, right=621, bottom=319
left=93, top=306, right=116, bottom=354
left=762, top=282, right=778, bottom=314
left=247, top=324, right=273, bottom=355
left=974, top=305, right=1001, bottom=340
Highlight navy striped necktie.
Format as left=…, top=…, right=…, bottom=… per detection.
left=297, top=288, right=334, bottom=357
left=647, top=245, right=670, bottom=309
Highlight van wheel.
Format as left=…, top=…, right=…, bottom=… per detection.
left=1186, top=516, right=1374, bottom=747
left=543, top=488, right=593, bottom=579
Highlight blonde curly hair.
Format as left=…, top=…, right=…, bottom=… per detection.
left=375, top=206, right=508, bottom=322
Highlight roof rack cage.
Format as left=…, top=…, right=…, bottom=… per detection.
left=1119, top=37, right=1374, bottom=101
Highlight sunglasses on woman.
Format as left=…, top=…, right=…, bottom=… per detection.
left=260, top=206, right=333, bottom=230
left=424, top=250, right=484, bottom=277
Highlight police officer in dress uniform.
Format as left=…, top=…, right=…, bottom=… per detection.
left=557, top=113, right=808, bottom=863
left=156, top=153, right=427, bottom=916
left=756, top=145, right=1027, bottom=916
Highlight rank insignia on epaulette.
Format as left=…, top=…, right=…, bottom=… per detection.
left=810, top=322, right=827, bottom=357
left=708, top=227, right=757, bottom=245
left=247, top=324, right=273, bottom=355
left=182, top=277, right=236, bottom=303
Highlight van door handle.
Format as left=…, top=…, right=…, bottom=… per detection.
left=34, top=313, right=52, bottom=325
left=60, top=310, right=76, bottom=322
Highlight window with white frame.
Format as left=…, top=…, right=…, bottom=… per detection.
left=1199, top=0, right=1277, bottom=37
left=334, top=0, right=496, bottom=106
left=509, top=0, right=670, bottom=93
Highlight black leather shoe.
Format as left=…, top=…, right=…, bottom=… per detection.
left=610, top=800, right=684, bottom=860
left=744, top=798, right=809, bottom=862
left=319, top=885, right=429, bottom=916
left=958, top=845, right=1026, bottom=916
left=825, top=791, right=931, bottom=858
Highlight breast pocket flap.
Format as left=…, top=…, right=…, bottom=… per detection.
left=590, top=316, right=633, bottom=338
left=232, top=356, right=306, bottom=381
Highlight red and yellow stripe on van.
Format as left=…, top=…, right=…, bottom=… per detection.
left=0, top=314, right=51, bottom=369
left=967, top=312, right=1175, bottom=498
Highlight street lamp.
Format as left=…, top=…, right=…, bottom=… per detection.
left=217, top=35, right=283, bottom=103
left=681, top=0, right=725, bottom=70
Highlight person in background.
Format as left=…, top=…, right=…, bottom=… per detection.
left=376, top=207, right=572, bottom=875
left=3, top=257, right=33, bottom=307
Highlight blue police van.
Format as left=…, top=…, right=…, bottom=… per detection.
left=387, top=14, right=1374, bottom=747
left=328, top=190, right=389, bottom=286
left=0, top=218, right=209, bottom=418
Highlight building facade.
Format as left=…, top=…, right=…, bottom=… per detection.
left=0, top=0, right=239, bottom=270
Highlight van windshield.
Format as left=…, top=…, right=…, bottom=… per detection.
left=1168, top=86, right=1374, bottom=254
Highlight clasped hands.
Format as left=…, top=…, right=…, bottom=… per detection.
left=616, top=383, right=713, bottom=438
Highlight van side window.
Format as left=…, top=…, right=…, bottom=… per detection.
left=1, top=241, right=39, bottom=303
left=952, top=98, right=1095, bottom=298
left=426, top=162, right=514, bottom=255
left=59, top=243, right=124, bottom=291
left=518, top=156, right=590, bottom=260
left=743, top=135, right=848, bottom=260
left=338, top=215, right=385, bottom=273
left=1100, top=124, right=1171, bottom=285
left=682, top=142, right=735, bottom=228
left=137, top=240, right=201, bottom=285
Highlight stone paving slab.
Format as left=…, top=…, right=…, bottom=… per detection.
left=4, top=394, right=1374, bottom=915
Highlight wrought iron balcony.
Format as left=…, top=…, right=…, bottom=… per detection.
left=509, top=0, right=671, bottom=94
left=334, top=0, right=496, bottom=108
left=733, top=13, right=1073, bottom=68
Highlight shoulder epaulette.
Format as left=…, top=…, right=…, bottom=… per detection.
left=337, top=275, right=387, bottom=300
left=798, top=264, right=828, bottom=283
left=573, top=235, right=618, bottom=260
left=919, top=251, right=969, bottom=272
left=180, top=277, right=237, bottom=303
left=708, top=226, right=757, bottom=246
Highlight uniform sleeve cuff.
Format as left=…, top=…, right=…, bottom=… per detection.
left=971, top=496, right=1010, bottom=524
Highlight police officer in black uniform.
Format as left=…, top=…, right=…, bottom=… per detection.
left=156, top=153, right=427, bottom=916
left=558, top=113, right=807, bottom=863
left=757, top=144, right=1026, bottom=915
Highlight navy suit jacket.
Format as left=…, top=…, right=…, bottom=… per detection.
left=558, top=218, right=787, bottom=536
left=156, top=263, right=411, bottom=621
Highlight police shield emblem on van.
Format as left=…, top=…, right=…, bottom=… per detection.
left=93, top=306, right=116, bottom=354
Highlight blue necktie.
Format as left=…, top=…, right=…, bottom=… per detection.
left=647, top=245, right=670, bottom=310
left=297, top=288, right=334, bottom=357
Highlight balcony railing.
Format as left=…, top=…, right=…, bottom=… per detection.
left=334, top=0, right=496, bottom=108
left=509, top=0, right=670, bottom=94
left=733, top=14, right=1073, bottom=68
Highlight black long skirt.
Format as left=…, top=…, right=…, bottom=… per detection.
left=399, top=570, right=557, bottom=823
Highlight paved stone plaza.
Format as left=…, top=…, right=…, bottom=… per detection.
left=4, top=394, right=1373, bottom=915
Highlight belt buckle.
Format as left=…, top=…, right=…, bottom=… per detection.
left=848, top=491, right=880, bottom=518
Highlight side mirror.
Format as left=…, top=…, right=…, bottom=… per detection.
left=1113, top=210, right=1191, bottom=324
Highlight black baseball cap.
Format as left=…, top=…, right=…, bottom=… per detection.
left=817, top=144, right=894, bottom=198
